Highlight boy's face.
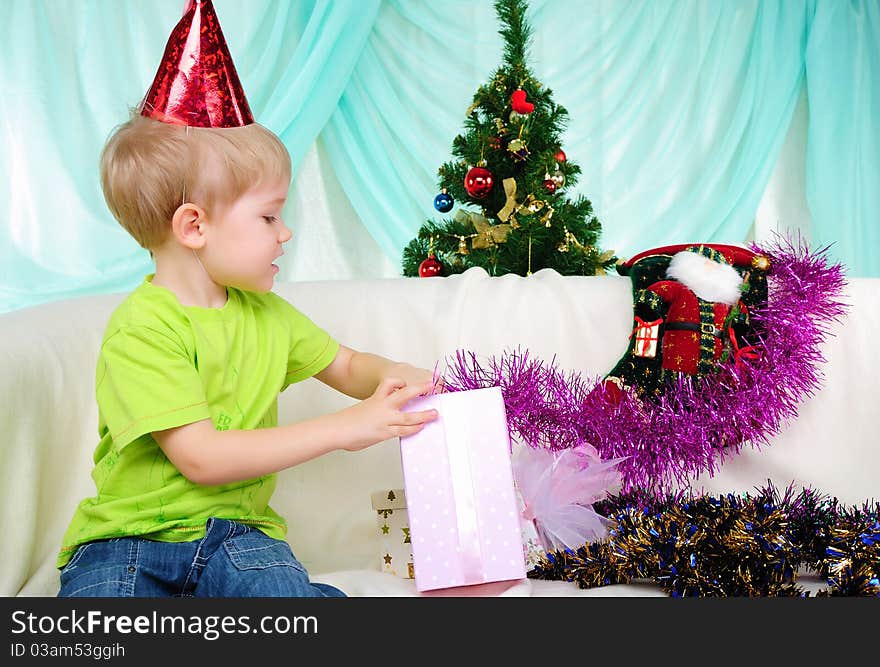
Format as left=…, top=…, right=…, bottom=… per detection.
left=200, top=178, right=292, bottom=293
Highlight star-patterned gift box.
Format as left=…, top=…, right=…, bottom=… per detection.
left=370, top=488, right=414, bottom=578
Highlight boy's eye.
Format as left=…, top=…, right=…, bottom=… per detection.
left=263, top=216, right=278, bottom=224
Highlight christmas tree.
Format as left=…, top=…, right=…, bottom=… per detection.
left=402, top=0, right=616, bottom=278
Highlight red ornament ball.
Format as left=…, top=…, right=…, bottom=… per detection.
left=543, top=178, right=557, bottom=194
left=418, top=253, right=443, bottom=277
left=464, top=166, right=494, bottom=199
left=554, top=148, right=567, bottom=163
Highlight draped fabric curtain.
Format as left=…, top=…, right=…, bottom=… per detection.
left=0, top=0, right=380, bottom=312
left=327, top=0, right=814, bottom=262
left=805, top=0, right=879, bottom=279
left=1, top=0, right=877, bottom=314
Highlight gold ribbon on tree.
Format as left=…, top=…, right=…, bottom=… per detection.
left=455, top=209, right=511, bottom=250
left=496, top=177, right=554, bottom=227
left=497, top=178, right=519, bottom=222
left=520, top=194, right=555, bottom=227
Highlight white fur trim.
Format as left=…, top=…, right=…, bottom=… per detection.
left=665, top=251, right=743, bottom=305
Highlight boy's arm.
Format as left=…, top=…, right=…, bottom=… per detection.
left=152, top=377, right=438, bottom=486
left=314, top=344, right=438, bottom=400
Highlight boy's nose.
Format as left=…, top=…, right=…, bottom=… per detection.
left=279, top=223, right=292, bottom=243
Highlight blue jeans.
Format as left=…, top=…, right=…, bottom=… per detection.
left=57, top=518, right=346, bottom=598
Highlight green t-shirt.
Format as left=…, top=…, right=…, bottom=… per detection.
left=57, top=276, right=339, bottom=568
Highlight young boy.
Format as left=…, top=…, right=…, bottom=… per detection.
left=56, top=0, right=438, bottom=598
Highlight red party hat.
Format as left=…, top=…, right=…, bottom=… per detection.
left=140, top=0, right=254, bottom=127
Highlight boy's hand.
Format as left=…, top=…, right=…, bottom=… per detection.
left=341, top=377, right=438, bottom=452
left=389, top=362, right=446, bottom=394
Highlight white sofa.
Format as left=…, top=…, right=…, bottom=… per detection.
left=2, top=268, right=877, bottom=597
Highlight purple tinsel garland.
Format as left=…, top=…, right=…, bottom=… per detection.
left=440, top=237, right=848, bottom=493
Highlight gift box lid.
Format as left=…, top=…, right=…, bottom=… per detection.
left=370, top=488, right=407, bottom=511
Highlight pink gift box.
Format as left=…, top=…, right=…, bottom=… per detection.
left=400, top=386, right=526, bottom=592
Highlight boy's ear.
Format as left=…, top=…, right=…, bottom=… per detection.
left=171, top=203, right=208, bottom=249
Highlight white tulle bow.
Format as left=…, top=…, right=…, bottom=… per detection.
left=513, top=443, right=626, bottom=553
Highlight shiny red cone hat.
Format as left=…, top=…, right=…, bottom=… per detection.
left=140, top=0, right=254, bottom=127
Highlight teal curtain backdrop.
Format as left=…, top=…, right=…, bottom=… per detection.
left=1, top=0, right=878, bottom=314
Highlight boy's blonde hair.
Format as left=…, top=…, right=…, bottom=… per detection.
left=100, top=111, right=291, bottom=250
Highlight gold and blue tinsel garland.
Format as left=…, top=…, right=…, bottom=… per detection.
left=527, top=483, right=880, bottom=597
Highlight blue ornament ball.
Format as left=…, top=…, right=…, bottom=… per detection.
left=433, top=191, right=454, bottom=213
